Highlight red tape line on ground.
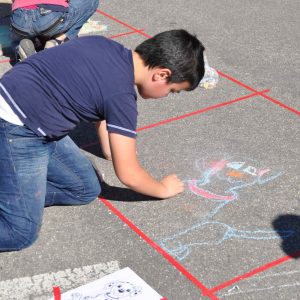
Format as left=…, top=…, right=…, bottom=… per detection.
left=0, top=59, right=12, bottom=64
left=94, top=9, right=299, bottom=297
left=80, top=90, right=269, bottom=149
left=100, top=197, right=219, bottom=300
left=109, top=29, right=145, bottom=39
left=97, top=10, right=151, bottom=38
left=259, top=93, right=300, bottom=116
left=218, top=71, right=299, bottom=116
left=97, top=10, right=299, bottom=117
left=210, top=249, right=300, bottom=293
left=217, top=71, right=258, bottom=93
left=53, top=286, right=61, bottom=300
left=137, top=90, right=269, bottom=132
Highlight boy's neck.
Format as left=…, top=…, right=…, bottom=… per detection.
left=132, top=51, right=148, bottom=86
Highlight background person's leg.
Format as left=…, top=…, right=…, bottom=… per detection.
left=11, top=8, right=63, bottom=59
left=10, top=9, right=35, bottom=39
left=0, top=120, right=51, bottom=251
left=10, top=9, right=36, bottom=60
left=45, top=0, right=99, bottom=40
left=45, top=136, right=101, bottom=207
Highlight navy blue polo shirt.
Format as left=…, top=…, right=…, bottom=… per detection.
left=0, top=36, right=137, bottom=139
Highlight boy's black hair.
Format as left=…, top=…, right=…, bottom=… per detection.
left=135, top=29, right=205, bottom=90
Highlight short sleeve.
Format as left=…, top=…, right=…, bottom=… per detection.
left=104, top=93, right=138, bottom=138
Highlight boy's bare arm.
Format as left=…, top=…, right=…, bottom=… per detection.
left=96, top=121, right=112, bottom=160
left=109, top=133, right=184, bottom=199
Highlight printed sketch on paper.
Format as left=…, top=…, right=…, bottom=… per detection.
left=68, top=280, right=141, bottom=300
left=52, top=267, right=163, bottom=300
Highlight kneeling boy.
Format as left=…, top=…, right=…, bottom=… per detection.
left=0, top=29, right=205, bottom=251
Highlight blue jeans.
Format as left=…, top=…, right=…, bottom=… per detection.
left=0, top=119, right=101, bottom=252
left=11, top=0, right=99, bottom=41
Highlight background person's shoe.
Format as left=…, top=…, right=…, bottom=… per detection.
left=44, top=39, right=59, bottom=49
left=16, top=39, right=36, bottom=61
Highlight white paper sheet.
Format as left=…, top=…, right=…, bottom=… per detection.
left=49, top=267, right=164, bottom=300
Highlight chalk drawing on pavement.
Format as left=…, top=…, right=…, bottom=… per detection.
left=160, top=156, right=294, bottom=261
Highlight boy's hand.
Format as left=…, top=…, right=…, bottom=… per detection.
left=160, top=174, right=184, bottom=198
left=109, top=133, right=184, bottom=199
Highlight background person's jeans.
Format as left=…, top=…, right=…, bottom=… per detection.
left=11, top=0, right=99, bottom=42
left=0, top=119, right=101, bottom=252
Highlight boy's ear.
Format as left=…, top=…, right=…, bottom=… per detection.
left=153, top=68, right=172, bottom=82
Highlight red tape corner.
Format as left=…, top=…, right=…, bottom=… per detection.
left=53, top=286, right=61, bottom=300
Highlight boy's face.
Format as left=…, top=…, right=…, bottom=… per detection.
left=138, top=80, right=190, bottom=99
left=137, top=68, right=191, bottom=99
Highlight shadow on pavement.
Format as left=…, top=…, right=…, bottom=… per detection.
left=272, top=214, right=300, bottom=259
left=100, top=182, right=158, bottom=202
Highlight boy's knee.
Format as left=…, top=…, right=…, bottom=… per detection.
left=76, top=177, right=101, bottom=205
left=82, top=181, right=101, bottom=204
left=87, top=0, right=99, bottom=15
left=1, top=222, right=39, bottom=252
left=91, top=0, right=100, bottom=10
left=12, top=235, right=37, bottom=251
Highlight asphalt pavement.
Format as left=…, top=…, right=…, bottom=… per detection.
left=0, top=1, right=299, bottom=299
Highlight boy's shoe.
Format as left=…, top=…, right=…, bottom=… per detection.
left=16, top=39, right=36, bottom=61
left=199, top=54, right=219, bottom=89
